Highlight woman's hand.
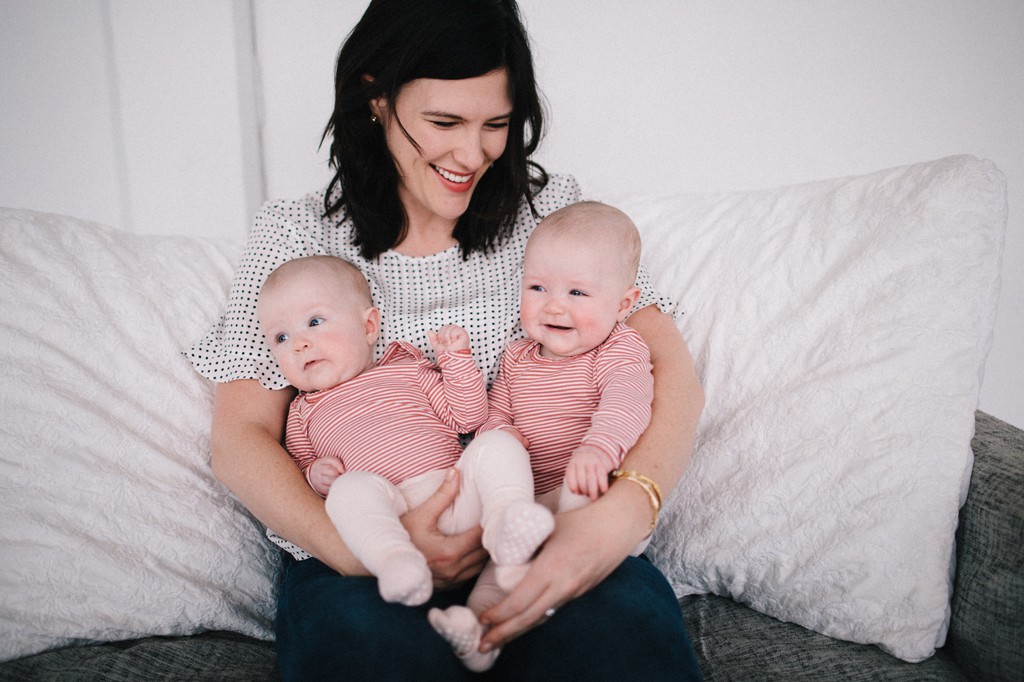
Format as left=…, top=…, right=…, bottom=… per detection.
left=477, top=481, right=650, bottom=650
left=402, top=468, right=489, bottom=588
left=480, top=305, right=704, bottom=651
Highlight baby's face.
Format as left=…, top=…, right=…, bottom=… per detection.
left=258, top=270, right=376, bottom=392
left=520, top=233, right=636, bottom=360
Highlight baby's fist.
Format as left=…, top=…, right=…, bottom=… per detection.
left=565, top=444, right=613, bottom=501
left=428, top=325, right=470, bottom=353
left=308, top=458, right=345, bottom=497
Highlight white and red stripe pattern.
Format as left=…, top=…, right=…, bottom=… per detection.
left=285, top=341, right=488, bottom=488
left=480, top=323, right=653, bottom=495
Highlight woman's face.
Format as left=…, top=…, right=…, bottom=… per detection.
left=376, top=68, right=512, bottom=233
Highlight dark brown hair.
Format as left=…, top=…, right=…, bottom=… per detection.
left=322, top=0, right=549, bottom=259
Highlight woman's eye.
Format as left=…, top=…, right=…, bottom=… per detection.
left=431, top=120, right=457, bottom=129
left=485, top=121, right=510, bottom=130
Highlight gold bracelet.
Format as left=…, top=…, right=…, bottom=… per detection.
left=610, top=469, right=663, bottom=531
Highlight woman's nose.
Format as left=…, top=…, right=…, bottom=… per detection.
left=451, top=129, right=485, bottom=169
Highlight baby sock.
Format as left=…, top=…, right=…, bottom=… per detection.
left=375, top=550, right=432, bottom=606
left=483, top=500, right=554, bottom=567
left=493, top=563, right=531, bottom=592
left=428, top=606, right=499, bottom=673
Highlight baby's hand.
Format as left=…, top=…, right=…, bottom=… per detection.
left=427, top=325, right=470, bottom=353
left=565, top=444, right=613, bottom=501
left=506, top=427, right=530, bottom=451
left=308, top=458, right=346, bottom=497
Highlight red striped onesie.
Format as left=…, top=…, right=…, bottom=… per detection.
left=285, top=341, right=488, bottom=489
left=479, top=323, right=654, bottom=496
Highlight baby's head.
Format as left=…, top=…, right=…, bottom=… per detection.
left=521, top=201, right=642, bottom=360
left=257, top=256, right=380, bottom=392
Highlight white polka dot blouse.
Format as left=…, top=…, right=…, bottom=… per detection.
left=186, top=174, right=676, bottom=392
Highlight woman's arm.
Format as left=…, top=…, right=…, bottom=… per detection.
left=211, top=379, right=363, bottom=572
left=479, top=304, right=704, bottom=649
left=211, top=378, right=488, bottom=584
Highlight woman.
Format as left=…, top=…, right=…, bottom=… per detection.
left=190, top=0, right=704, bottom=678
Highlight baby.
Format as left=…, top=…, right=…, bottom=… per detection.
left=257, top=255, right=554, bottom=607
left=429, top=201, right=655, bottom=670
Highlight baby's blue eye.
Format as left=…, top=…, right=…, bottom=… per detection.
left=309, top=317, right=324, bottom=327
left=570, top=289, right=587, bottom=297
left=529, top=285, right=545, bottom=292
left=275, top=333, right=288, bottom=344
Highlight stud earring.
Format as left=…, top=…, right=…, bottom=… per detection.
left=370, top=114, right=379, bottom=124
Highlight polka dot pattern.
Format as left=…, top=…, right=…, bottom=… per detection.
left=186, top=174, right=677, bottom=559
left=186, top=174, right=676, bottom=391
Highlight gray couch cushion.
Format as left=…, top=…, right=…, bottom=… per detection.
left=680, top=594, right=965, bottom=681
left=948, top=411, right=1024, bottom=682
left=0, top=631, right=277, bottom=682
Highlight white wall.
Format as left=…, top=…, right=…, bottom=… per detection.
left=1, top=1, right=125, bottom=229
left=1, top=0, right=1021, bottom=429
left=0, top=0, right=259, bottom=240
left=104, top=0, right=261, bottom=240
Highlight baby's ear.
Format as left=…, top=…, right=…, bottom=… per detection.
left=617, top=286, right=641, bottom=321
left=364, top=307, right=382, bottom=344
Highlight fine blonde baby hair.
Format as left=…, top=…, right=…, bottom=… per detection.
left=261, top=255, right=372, bottom=308
left=534, top=200, right=642, bottom=286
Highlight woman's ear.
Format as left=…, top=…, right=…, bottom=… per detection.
left=370, top=100, right=386, bottom=122
left=362, top=74, right=386, bottom=122
left=617, top=286, right=641, bottom=321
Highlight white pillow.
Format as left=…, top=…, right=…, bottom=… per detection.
left=612, top=155, right=1006, bottom=662
left=0, top=208, right=278, bottom=661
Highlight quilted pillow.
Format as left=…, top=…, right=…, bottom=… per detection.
left=0, top=209, right=278, bottom=661
left=614, top=156, right=1006, bottom=662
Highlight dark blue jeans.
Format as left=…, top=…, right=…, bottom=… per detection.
left=276, top=552, right=701, bottom=681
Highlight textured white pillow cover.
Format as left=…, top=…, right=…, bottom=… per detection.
left=614, top=155, right=1006, bottom=662
left=0, top=209, right=278, bottom=662
left=0, top=155, right=1006, bottom=664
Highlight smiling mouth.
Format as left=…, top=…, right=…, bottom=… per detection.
left=431, top=165, right=473, bottom=184
left=545, top=324, right=572, bottom=331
